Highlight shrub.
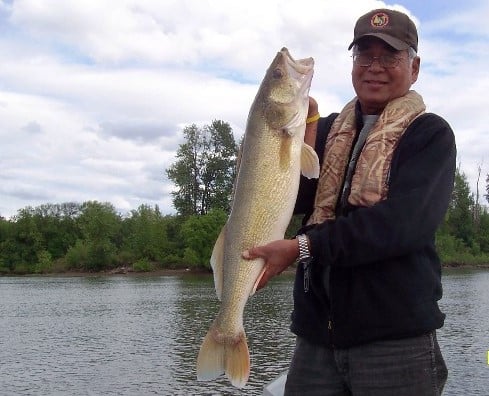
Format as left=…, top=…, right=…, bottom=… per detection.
left=133, top=258, right=153, bottom=272
left=34, top=250, right=53, bottom=274
left=65, top=240, right=89, bottom=270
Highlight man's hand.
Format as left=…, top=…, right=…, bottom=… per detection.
left=242, top=239, right=299, bottom=291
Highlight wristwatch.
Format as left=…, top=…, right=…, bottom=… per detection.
left=296, top=234, right=311, bottom=261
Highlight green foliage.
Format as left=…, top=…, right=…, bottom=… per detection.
left=446, top=168, right=475, bottom=245
left=180, top=209, right=227, bottom=268
left=1, top=161, right=489, bottom=274
left=476, top=209, right=489, bottom=252
left=78, top=201, right=120, bottom=242
left=166, top=121, right=238, bottom=216
left=436, top=232, right=489, bottom=266
left=28, top=203, right=81, bottom=259
left=34, top=250, right=53, bottom=274
left=182, top=248, right=200, bottom=267
left=85, top=240, right=117, bottom=271
left=73, top=202, right=119, bottom=271
left=65, top=239, right=116, bottom=272
left=486, top=172, right=489, bottom=204
left=121, top=204, right=170, bottom=262
left=159, top=254, right=186, bottom=268
left=0, top=237, right=19, bottom=272
left=286, top=215, right=304, bottom=238
left=435, top=167, right=489, bottom=266
left=133, top=258, right=153, bottom=272
left=435, top=232, right=466, bottom=263
left=65, top=240, right=90, bottom=270
left=10, top=208, right=44, bottom=266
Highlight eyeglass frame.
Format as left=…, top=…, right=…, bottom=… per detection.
left=351, top=45, right=417, bottom=68
left=351, top=53, right=407, bottom=68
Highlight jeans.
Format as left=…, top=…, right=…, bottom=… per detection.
left=284, top=331, right=448, bottom=396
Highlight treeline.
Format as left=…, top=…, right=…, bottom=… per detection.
left=436, top=168, right=489, bottom=267
left=0, top=202, right=229, bottom=275
left=0, top=168, right=488, bottom=275
left=1, top=120, right=488, bottom=274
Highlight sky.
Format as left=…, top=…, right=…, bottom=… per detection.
left=1, top=0, right=488, bottom=219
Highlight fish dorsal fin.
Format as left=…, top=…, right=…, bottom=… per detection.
left=210, top=225, right=226, bottom=300
left=300, top=142, right=320, bottom=179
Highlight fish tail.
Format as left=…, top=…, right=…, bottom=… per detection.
left=196, top=327, right=250, bottom=388
left=224, top=331, right=250, bottom=388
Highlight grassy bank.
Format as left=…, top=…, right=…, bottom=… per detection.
left=2, top=261, right=489, bottom=277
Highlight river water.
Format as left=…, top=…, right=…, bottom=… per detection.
left=0, top=269, right=487, bottom=395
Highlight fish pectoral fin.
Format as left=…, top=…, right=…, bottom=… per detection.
left=300, top=142, right=320, bottom=179
left=250, top=265, right=267, bottom=296
left=210, top=225, right=226, bottom=300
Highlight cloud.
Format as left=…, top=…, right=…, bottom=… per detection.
left=0, top=0, right=488, bottom=218
left=21, top=121, right=42, bottom=134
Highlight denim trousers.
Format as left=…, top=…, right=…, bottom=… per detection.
left=284, top=331, right=448, bottom=396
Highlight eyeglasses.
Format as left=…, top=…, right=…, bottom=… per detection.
left=352, top=54, right=406, bottom=68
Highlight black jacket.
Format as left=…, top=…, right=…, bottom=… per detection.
left=291, top=106, right=456, bottom=348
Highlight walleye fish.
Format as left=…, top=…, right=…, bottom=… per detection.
left=196, top=47, right=319, bottom=388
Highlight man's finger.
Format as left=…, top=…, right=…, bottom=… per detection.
left=242, top=249, right=253, bottom=259
left=242, top=247, right=262, bottom=260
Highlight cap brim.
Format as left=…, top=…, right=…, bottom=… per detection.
left=348, top=33, right=410, bottom=51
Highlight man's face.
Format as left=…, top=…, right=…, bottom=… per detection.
left=351, top=37, right=420, bottom=114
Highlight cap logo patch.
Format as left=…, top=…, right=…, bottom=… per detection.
left=371, top=12, right=389, bottom=28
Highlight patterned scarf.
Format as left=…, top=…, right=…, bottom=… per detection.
left=308, top=90, right=426, bottom=224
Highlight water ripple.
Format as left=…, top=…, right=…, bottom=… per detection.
left=0, top=271, right=487, bottom=395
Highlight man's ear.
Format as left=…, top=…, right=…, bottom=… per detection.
left=411, top=57, right=420, bottom=84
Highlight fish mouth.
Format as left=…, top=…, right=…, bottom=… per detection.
left=280, top=47, right=314, bottom=96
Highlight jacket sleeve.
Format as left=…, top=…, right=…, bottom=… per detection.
left=306, top=114, right=457, bottom=267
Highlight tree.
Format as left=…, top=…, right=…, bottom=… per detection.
left=166, top=120, right=238, bottom=217
left=476, top=207, right=489, bottom=253
left=486, top=172, right=489, bottom=204
left=121, top=204, right=170, bottom=262
left=446, top=168, right=475, bottom=246
left=9, top=207, right=44, bottom=269
left=31, top=203, right=81, bottom=259
left=474, top=162, right=482, bottom=228
left=67, top=201, right=121, bottom=271
left=180, top=209, right=227, bottom=268
left=201, top=120, right=238, bottom=213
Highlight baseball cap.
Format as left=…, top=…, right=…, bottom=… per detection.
left=348, top=9, right=418, bottom=52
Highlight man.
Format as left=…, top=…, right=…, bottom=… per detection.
left=243, top=8, right=455, bottom=395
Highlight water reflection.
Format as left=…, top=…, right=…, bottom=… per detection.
left=0, top=270, right=487, bottom=395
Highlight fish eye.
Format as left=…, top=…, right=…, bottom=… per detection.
left=272, top=68, right=283, bottom=79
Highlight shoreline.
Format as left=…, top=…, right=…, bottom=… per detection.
left=4, top=262, right=489, bottom=277
left=36, top=267, right=213, bottom=277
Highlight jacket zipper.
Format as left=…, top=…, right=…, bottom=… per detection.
left=303, top=258, right=311, bottom=293
left=328, top=271, right=334, bottom=347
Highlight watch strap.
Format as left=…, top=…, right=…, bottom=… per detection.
left=296, top=234, right=311, bottom=261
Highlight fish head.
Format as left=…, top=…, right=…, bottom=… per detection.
left=256, top=47, right=314, bottom=135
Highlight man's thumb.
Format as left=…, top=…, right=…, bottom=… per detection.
left=242, top=249, right=251, bottom=259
